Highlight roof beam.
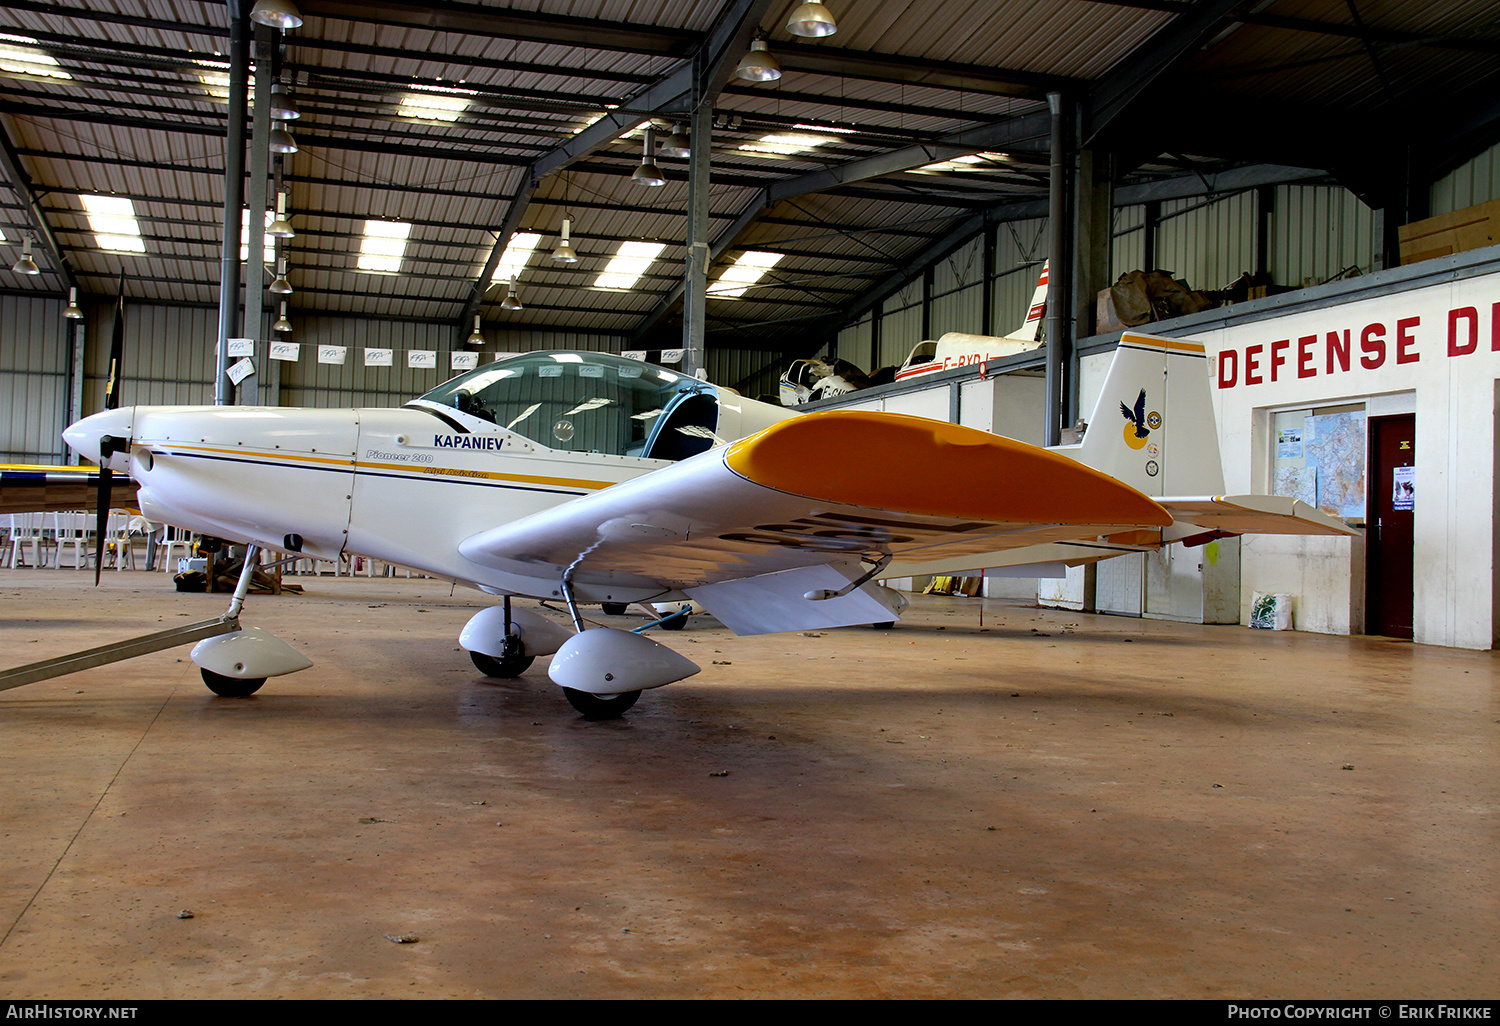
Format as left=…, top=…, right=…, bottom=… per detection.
left=0, top=116, right=75, bottom=291
left=629, top=108, right=1054, bottom=341
left=1083, top=0, right=1249, bottom=144
left=456, top=0, right=774, bottom=333
left=297, top=0, right=699, bottom=57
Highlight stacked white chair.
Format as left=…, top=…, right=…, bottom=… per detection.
left=51, top=511, right=90, bottom=570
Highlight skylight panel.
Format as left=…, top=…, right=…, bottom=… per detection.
left=192, top=57, right=255, bottom=101
left=593, top=241, right=665, bottom=291
left=399, top=84, right=476, bottom=122
left=357, top=220, right=412, bottom=273
left=738, top=132, right=837, bottom=157
left=490, top=232, right=542, bottom=282
left=239, top=208, right=278, bottom=263
left=0, top=35, right=71, bottom=81
left=708, top=251, right=783, bottom=298
left=81, top=195, right=145, bottom=254
left=914, top=152, right=1013, bottom=174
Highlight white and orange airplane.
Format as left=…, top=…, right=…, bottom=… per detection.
left=56, top=331, right=1352, bottom=718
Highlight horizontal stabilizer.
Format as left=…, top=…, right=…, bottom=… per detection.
left=1160, top=495, right=1357, bottom=537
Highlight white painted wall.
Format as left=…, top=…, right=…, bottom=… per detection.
left=1122, top=262, right=1500, bottom=649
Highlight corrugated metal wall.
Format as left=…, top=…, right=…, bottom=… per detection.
left=1432, top=141, right=1500, bottom=213
left=1271, top=185, right=1380, bottom=287
left=1152, top=190, right=1258, bottom=293
left=0, top=293, right=71, bottom=462
left=930, top=236, right=984, bottom=338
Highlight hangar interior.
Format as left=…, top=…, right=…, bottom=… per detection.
left=1, top=0, right=1499, bottom=1000
left=4, top=0, right=1500, bottom=643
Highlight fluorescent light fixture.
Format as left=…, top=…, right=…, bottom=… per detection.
left=81, top=195, right=146, bottom=254
left=709, top=251, right=783, bottom=298
left=593, top=241, right=665, bottom=291
left=490, top=232, right=541, bottom=282
left=0, top=34, right=71, bottom=80
left=399, top=84, right=476, bottom=122
left=357, top=219, right=412, bottom=273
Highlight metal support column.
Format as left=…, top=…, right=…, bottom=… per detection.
left=1072, top=147, right=1113, bottom=426
left=981, top=218, right=996, bottom=337
left=66, top=314, right=84, bottom=463
left=215, top=0, right=251, bottom=407
left=1043, top=91, right=1074, bottom=447
left=680, top=100, right=713, bottom=379
left=245, top=25, right=273, bottom=405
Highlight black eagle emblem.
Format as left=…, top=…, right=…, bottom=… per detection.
left=1120, top=388, right=1149, bottom=439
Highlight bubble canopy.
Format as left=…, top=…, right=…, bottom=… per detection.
left=411, top=351, right=720, bottom=460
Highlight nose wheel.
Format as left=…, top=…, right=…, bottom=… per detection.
left=470, top=634, right=534, bottom=678
left=201, top=667, right=266, bottom=697
left=562, top=687, right=640, bottom=719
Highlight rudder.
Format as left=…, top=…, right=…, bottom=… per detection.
left=1053, top=331, right=1225, bottom=498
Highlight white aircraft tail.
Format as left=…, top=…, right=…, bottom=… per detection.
left=1053, top=331, right=1225, bottom=498
left=1006, top=261, right=1048, bottom=342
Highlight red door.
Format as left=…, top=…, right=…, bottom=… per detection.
left=1365, top=414, right=1415, bottom=638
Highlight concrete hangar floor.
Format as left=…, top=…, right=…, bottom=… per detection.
left=0, top=568, right=1495, bottom=1000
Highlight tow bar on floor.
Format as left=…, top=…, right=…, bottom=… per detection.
left=0, top=542, right=268, bottom=693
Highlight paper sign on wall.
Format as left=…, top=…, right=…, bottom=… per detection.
left=227, top=357, right=255, bottom=384
left=408, top=350, right=436, bottom=369
left=659, top=348, right=685, bottom=363
left=620, top=350, right=646, bottom=361
left=364, top=348, right=392, bottom=367
left=269, top=341, right=300, bottom=362
left=451, top=351, right=478, bottom=371
left=318, top=345, right=347, bottom=365
left=227, top=338, right=254, bottom=357
left=1392, top=465, right=1415, bottom=511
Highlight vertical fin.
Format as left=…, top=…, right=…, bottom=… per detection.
left=1006, top=261, right=1049, bottom=342
left=1054, top=331, right=1225, bottom=498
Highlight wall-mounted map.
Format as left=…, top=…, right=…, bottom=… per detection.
left=1303, top=411, right=1367, bottom=520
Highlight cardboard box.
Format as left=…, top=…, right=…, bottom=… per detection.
left=1398, top=198, right=1500, bottom=265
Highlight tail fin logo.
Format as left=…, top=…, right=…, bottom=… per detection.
left=1120, top=388, right=1152, bottom=450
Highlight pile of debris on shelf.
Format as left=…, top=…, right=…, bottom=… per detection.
left=1097, top=269, right=1297, bottom=333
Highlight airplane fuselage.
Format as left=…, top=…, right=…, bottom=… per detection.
left=73, top=404, right=675, bottom=603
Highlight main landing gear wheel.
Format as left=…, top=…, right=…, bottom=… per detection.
left=659, top=613, right=687, bottom=631
left=562, top=688, right=641, bottom=720
left=601, top=602, right=628, bottom=616
left=470, top=648, right=535, bottom=679
left=201, top=668, right=266, bottom=697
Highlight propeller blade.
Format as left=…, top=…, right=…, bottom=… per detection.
left=94, top=472, right=111, bottom=586
left=93, top=435, right=117, bottom=586
left=95, top=274, right=126, bottom=584
left=104, top=272, right=125, bottom=411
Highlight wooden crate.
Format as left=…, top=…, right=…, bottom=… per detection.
left=1398, top=198, right=1500, bottom=265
